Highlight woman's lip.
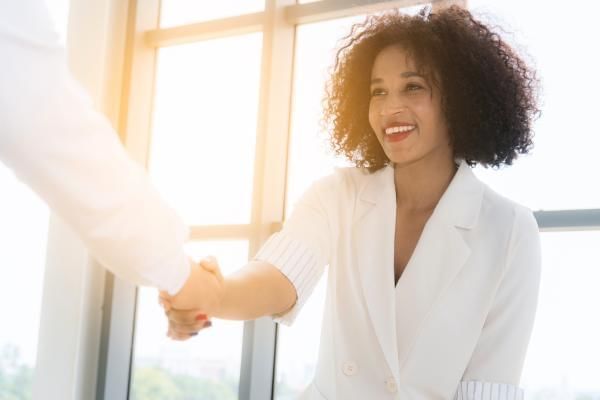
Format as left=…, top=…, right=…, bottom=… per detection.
left=383, top=128, right=415, bottom=142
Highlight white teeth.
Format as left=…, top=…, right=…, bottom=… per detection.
left=385, top=125, right=416, bottom=135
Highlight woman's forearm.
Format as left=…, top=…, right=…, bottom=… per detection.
left=213, top=261, right=297, bottom=321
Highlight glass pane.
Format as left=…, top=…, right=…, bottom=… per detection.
left=284, top=16, right=362, bottom=213
left=160, top=0, right=265, bottom=28
left=149, top=33, right=262, bottom=225
left=0, top=167, right=49, bottom=397
left=468, top=0, right=600, bottom=210
left=522, top=231, right=600, bottom=398
left=130, top=241, right=248, bottom=400
left=0, top=1, right=64, bottom=396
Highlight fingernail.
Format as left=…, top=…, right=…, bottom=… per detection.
left=196, top=313, right=207, bottom=321
left=203, top=321, right=212, bottom=328
left=189, top=332, right=198, bottom=337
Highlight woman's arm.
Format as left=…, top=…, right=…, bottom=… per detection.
left=163, top=172, right=340, bottom=338
left=217, top=260, right=297, bottom=320
left=163, top=258, right=298, bottom=339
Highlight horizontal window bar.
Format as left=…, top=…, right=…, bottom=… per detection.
left=187, top=211, right=600, bottom=238
left=189, top=223, right=282, bottom=240
left=535, top=209, right=600, bottom=231
left=284, top=0, right=433, bottom=25
left=145, top=0, right=442, bottom=47
left=145, top=11, right=265, bottom=47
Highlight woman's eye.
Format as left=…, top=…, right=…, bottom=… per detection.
left=406, top=83, right=423, bottom=91
left=370, top=88, right=386, bottom=97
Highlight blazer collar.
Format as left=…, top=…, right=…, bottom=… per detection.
left=352, top=159, right=485, bottom=381
left=357, top=159, right=484, bottom=229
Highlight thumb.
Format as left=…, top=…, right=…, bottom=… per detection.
left=159, top=291, right=172, bottom=311
left=199, top=256, right=223, bottom=281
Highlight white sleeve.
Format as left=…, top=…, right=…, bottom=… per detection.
left=253, top=174, right=338, bottom=326
left=455, top=207, right=541, bottom=399
left=0, top=1, right=190, bottom=295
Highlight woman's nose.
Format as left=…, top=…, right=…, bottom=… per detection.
left=379, top=95, right=407, bottom=116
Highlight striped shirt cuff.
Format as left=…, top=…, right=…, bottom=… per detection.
left=253, top=232, right=325, bottom=326
left=454, top=381, right=524, bottom=400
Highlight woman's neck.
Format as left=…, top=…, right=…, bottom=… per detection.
left=393, top=153, right=457, bottom=213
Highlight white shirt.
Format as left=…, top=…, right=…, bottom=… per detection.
left=0, top=0, right=190, bottom=294
left=255, top=161, right=541, bottom=399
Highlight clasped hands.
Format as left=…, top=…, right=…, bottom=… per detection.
left=159, top=256, right=224, bottom=341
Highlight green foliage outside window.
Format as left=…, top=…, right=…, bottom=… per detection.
left=130, top=366, right=237, bottom=400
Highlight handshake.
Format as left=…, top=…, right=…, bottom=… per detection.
left=159, top=256, right=224, bottom=341
left=157, top=255, right=296, bottom=340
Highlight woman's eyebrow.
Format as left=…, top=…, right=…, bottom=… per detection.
left=370, top=72, right=425, bottom=85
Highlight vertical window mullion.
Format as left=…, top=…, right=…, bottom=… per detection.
left=242, top=1, right=298, bottom=400
left=96, top=0, right=161, bottom=398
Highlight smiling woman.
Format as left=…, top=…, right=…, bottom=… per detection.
left=285, top=6, right=540, bottom=399
left=163, top=5, right=543, bottom=399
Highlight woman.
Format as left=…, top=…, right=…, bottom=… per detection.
left=163, top=6, right=541, bottom=399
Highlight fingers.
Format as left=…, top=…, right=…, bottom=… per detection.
left=170, top=319, right=212, bottom=335
left=168, top=318, right=212, bottom=340
left=159, top=256, right=222, bottom=341
left=166, top=308, right=207, bottom=325
left=165, top=307, right=212, bottom=340
left=168, top=325, right=195, bottom=341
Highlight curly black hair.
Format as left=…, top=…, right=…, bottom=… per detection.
left=323, top=5, right=540, bottom=172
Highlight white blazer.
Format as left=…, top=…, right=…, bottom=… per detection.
left=255, top=160, right=541, bottom=400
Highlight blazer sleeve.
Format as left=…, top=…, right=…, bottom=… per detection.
left=252, top=173, right=340, bottom=326
left=0, top=1, right=190, bottom=295
left=455, top=206, right=542, bottom=400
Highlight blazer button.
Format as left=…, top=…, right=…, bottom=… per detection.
left=342, top=361, right=358, bottom=376
left=385, top=377, right=398, bottom=393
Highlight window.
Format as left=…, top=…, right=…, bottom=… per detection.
left=523, top=232, right=600, bottom=398
left=131, top=241, right=248, bottom=399
left=467, top=1, right=600, bottom=397
left=0, top=166, right=49, bottom=399
left=160, top=0, right=265, bottom=28
left=0, top=0, right=67, bottom=397
left=148, top=33, right=262, bottom=225
left=469, top=0, right=600, bottom=210
left=98, top=1, right=599, bottom=399
left=129, top=32, right=264, bottom=399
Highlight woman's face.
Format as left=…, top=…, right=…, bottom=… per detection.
left=368, top=45, right=452, bottom=167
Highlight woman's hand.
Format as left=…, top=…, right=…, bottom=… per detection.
left=165, top=309, right=213, bottom=341
left=161, top=256, right=224, bottom=312
left=160, top=256, right=225, bottom=340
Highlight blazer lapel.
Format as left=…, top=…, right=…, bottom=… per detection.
left=352, top=160, right=485, bottom=379
left=395, top=160, right=485, bottom=369
left=353, top=165, right=401, bottom=383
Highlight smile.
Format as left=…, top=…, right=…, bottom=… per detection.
left=384, top=125, right=416, bottom=135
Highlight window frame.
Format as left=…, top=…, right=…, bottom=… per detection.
left=31, top=0, right=131, bottom=399
left=92, top=0, right=600, bottom=399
